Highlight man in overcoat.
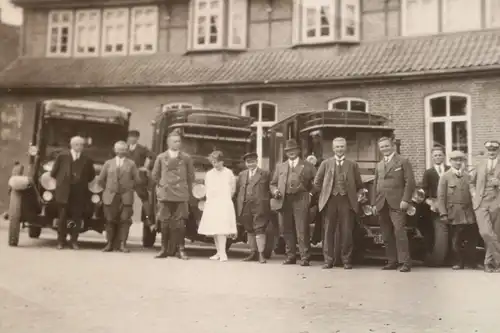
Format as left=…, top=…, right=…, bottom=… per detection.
left=236, top=152, right=271, bottom=264
left=98, top=141, right=141, bottom=253
left=270, top=139, right=316, bottom=266
left=314, top=137, right=363, bottom=269
left=470, top=140, right=500, bottom=272
left=152, top=129, right=195, bottom=260
left=372, top=136, right=416, bottom=272
left=50, top=136, right=95, bottom=250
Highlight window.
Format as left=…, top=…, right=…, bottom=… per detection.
left=401, top=0, right=439, bottom=36
left=241, top=101, right=278, bottom=169
left=425, top=93, right=472, bottom=167
left=227, top=0, right=248, bottom=49
left=130, top=6, right=158, bottom=54
left=74, top=10, right=100, bottom=56
left=302, top=0, right=335, bottom=42
left=102, top=8, right=129, bottom=56
left=47, top=10, right=73, bottom=57
left=486, top=0, right=500, bottom=28
left=162, top=103, right=195, bottom=112
left=442, top=0, right=481, bottom=32
left=340, top=0, right=360, bottom=41
left=193, top=0, right=223, bottom=49
left=328, top=98, right=368, bottom=112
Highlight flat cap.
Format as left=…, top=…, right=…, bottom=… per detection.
left=484, top=140, right=500, bottom=150
left=449, top=150, right=466, bottom=160
left=242, top=152, right=258, bottom=161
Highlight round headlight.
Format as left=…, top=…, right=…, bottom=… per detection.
left=28, top=145, right=38, bottom=156
left=197, top=200, right=205, bottom=211
left=88, top=177, right=103, bottom=193
left=42, top=191, right=53, bottom=202
left=362, top=205, right=373, bottom=216
left=406, top=205, right=416, bottom=216
left=91, top=194, right=100, bottom=204
left=192, top=183, right=206, bottom=199
left=43, top=161, right=54, bottom=172
left=39, top=172, right=56, bottom=190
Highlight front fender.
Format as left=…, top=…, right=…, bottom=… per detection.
left=8, top=176, right=31, bottom=191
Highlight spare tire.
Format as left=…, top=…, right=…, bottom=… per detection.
left=425, top=218, right=449, bottom=267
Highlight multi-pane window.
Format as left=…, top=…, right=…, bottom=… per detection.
left=486, top=0, right=500, bottom=28
left=74, top=10, right=100, bottom=56
left=130, top=6, right=158, bottom=54
left=328, top=98, right=368, bottom=112
left=228, top=0, right=248, bottom=49
left=302, top=0, right=334, bottom=42
left=425, top=93, right=471, bottom=167
left=193, top=0, right=223, bottom=49
left=47, top=10, right=73, bottom=57
left=101, top=8, right=129, bottom=56
left=340, top=0, right=360, bottom=40
left=242, top=102, right=278, bottom=169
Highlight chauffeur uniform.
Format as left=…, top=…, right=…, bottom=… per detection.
left=152, top=146, right=195, bottom=259
left=128, top=142, right=154, bottom=219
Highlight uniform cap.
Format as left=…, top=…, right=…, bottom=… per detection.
left=484, top=140, right=500, bottom=150
left=242, top=152, right=258, bottom=161
left=449, top=150, right=466, bottom=160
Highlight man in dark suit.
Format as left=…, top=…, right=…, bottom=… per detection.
left=270, top=139, right=316, bottom=266
left=151, top=129, right=195, bottom=260
left=50, top=136, right=95, bottom=250
left=98, top=141, right=141, bottom=253
left=314, top=137, right=363, bottom=269
left=372, top=136, right=416, bottom=272
left=236, top=152, right=271, bottom=264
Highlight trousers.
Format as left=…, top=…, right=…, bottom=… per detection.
left=378, top=202, right=411, bottom=266
left=280, top=192, right=311, bottom=261
left=323, top=195, right=354, bottom=264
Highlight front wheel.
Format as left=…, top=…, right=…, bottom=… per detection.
left=142, top=223, right=156, bottom=248
left=28, top=226, right=42, bottom=239
left=8, top=190, right=22, bottom=246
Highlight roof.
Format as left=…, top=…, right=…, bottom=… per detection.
left=44, top=99, right=132, bottom=120
left=0, top=22, right=20, bottom=71
left=1, top=29, right=499, bottom=90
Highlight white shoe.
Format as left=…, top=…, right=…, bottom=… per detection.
left=219, top=255, right=228, bottom=262
left=209, top=254, right=220, bottom=260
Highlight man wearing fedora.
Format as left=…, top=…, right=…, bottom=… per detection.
left=270, top=139, right=316, bottom=266
left=314, top=137, right=363, bottom=269
left=372, top=136, right=416, bottom=272
left=470, top=140, right=500, bottom=272
left=235, top=152, right=271, bottom=264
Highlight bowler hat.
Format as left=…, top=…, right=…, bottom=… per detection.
left=449, top=150, right=466, bottom=160
left=484, top=140, right=500, bottom=151
left=242, top=152, right=258, bottom=161
left=284, top=139, right=300, bottom=151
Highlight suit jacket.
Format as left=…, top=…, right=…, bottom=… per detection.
left=50, top=150, right=95, bottom=204
left=97, top=157, right=141, bottom=206
left=469, top=159, right=500, bottom=210
left=372, top=154, right=416, bottom=211
left=128, top=144, right=155, bottom=170
left=235, top=168, right=271, bottom=217
left=269, top=159, right=316, bottom=211
left=314, top=158, right=363, bottom=213
left=152, top=150, right=195, bottom=202
left=421, top=165, right=450, bottom=199
left=437, top=170, right=475, bottom=224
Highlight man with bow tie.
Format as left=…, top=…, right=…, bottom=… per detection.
left=50, top=136, right=95, bottom=250
left=470, top=140, right=500, bottom=272
left=235, top=152, right=271, bottom=264
left=97, top=141, right=141, bottom=253
left=314, top=137, right=363, bottom=269
left=372, top=136, right=416, bottom=272
left=437, top=150, right=478, bottom=270
left=270, top=139, right=316, bottom=266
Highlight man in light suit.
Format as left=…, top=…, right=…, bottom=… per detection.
left=270, top=139, right=316, bottom=266
left=98, top=141, right=141, bottom=253
left=314, top=137, right=363, bottom=269
left=470, top=140, right=500, bottom=273
left=372, top=137, right=416, bottom=272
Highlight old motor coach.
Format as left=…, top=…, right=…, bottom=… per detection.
left=143, top=107, right=278, bottom=257
left=7, top=99, right=132, bottom=246
left=267, top=109, right=447, bottom=264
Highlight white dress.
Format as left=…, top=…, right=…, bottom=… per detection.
left=197, top=167, right=237, bottom=236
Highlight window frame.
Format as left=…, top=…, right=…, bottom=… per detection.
left=300, top=0, right=336, bottom=44
left=73, top=9, right=101, bottom=57
left=424, top=92, right=472, bottom=168
left=101, top=8, right=130, bottom=57
left=340, top=0, right=361, bottom=41
left=227, top=0, right=248, bottom=49
left=129, top=6, right=159, bottom=55
left=46, top=10, right=74, bottom=58
left=191, top=0, right=225, bottom=50
left=485, top=0, right=500, bottom=28
left=327, top=97, right=369, bottom=113
left=241, top=101, right=278, bottom=168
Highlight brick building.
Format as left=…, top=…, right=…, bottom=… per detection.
left=0, top=0, right=499, bottom=188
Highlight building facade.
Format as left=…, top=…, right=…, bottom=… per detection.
left=0, top=0, right=499, bottom=192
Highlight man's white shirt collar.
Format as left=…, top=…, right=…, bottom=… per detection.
left=115, top=156, right=125, bottom=167
left=129, top=144, right=137, bottom=151
left=434, top=163, right=444, bottom=175
left=70, top=150, right=80, bottom=160
left=451, top=167, right=462, bottom=177
left=289, top=158, right=298, bottom=168
left=384, top=152, right=395, bottom=162
left=488, top=158, right=498, bottom=169
left=168, top=149, right=179, bottom=157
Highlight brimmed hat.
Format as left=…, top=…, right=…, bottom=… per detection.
left=484, top=140, right=500, bottom=151
left=128, top=130, right=140, bottom=137
left=284, top=139, right=300, bottom=151
left=242, top=152, right=258, bottom=161
left=449, top=150, right=466, bottom=160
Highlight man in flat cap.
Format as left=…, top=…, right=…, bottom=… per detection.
left=152, top=128, right=195, bottom=260
left=470, top=140, right=500, bottom=272
left=270, top=139, right=316, bottom=266
left=437, top=151, right=478, bottom=270
left=235, top=152, right=271, bottom=263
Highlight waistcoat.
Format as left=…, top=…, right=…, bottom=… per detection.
left=332, top=162, right=347, bottom=196
left=286, top=164, right=306, bottom=194
left=70, top=158, right=85, bottom=185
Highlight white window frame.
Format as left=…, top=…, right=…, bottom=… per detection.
left=101, top=8, right=130, bottom=56
left=227, top=0, right=248, bottom=49
left=300, top=0, right=336, bottom=44
left=485, top=0, right=500, bottom=28
left=340, top=0, right=360, bottom=41
left=441, top=0, right=481, bottom=33
left=401, top=0, right=439, bottom=37
left=73, top=9, right=101, bottom=57
left=46, top=10, right=74, bottom=57
left=424, top=92, right=472, bottom=168
left=241, top=101, right=278, bottom=168
left=129, top=6, right=159, bottom=55
left=328, top=98, right=369, bottom=112
left=191, top=0, right=224, bottom=50
left=162, top=103, right=196, bottom=112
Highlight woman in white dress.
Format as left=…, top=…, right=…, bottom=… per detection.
left=197, top=151, right=237, bottom=261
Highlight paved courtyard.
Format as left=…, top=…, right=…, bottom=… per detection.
left=0, top=221, right=498, bottom=333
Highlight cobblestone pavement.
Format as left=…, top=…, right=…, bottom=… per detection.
left=0, top=223, right=498, bottom=333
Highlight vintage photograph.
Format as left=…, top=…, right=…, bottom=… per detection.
left=0, top=0, right=499, bottom=332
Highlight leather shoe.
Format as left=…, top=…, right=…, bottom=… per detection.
left=343, top=264, right=353, bottom=270
left=243, top=252, right=258, bottom=262
left=102, top=243, right=113, bottom=252
left=258, top=253, right=267, bottom=264
left=56, top=243, right=64, bottom=250
left=322, top=262, right=334, bottom=269
left=399, top=264, right=411, bottom=273
left=484, top=265, right=496, bottom=273
left=382, top=263, right=398, bottom=270
left=70, top=242, right=79, bottom=250
left=178, top=249, right=189, bottom=260
left=452, top=265, right=464, bottom=270
left=282, top=258, right=296, bottom=265
left=300, top=260, right=310, bottom=267
left=155, top=249, right=168, bottom=259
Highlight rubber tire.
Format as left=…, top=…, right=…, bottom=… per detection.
left=424, top=218, right=449, bottom=267
left=142, top=223, right=156, bottom=248
left=8, top=190, right=22, bottom=247
left=225, top=238, right=233, bottom=252
left=28, top=226, right=42, bottom=239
